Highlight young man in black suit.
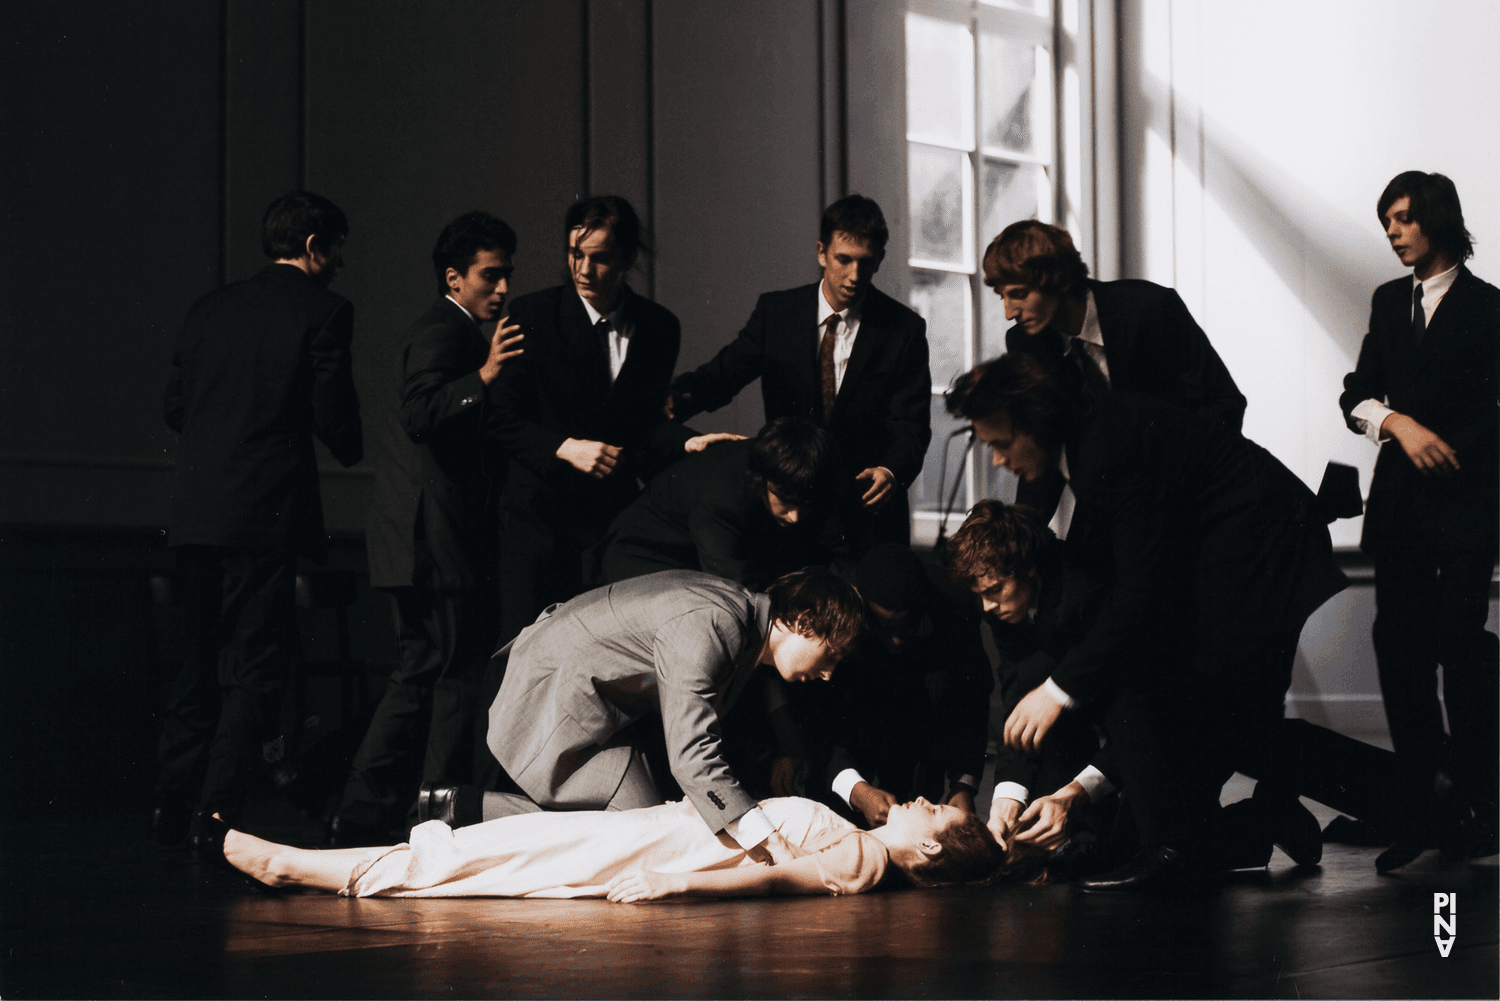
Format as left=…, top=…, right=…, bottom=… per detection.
left=983, top=220, right=1246, bottom=517
left=1339, top=171, right=1500, bottom=859
left=155, top=191, right=363, bottom=853
left=489, top=196, right=713, bottom=646
left=599, top=416, right=838, bottom=591
left=949, top=352, right=1349, bottom=889
left=668, top=195, right=931, bottom=550
left=329, top=212, right=524, bottom=845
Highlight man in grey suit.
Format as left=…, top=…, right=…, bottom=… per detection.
left=425, top=568, right=863, bottom=864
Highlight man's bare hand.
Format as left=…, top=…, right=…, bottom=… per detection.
left=557, top=438, right=622, bottom=478
left=855, top=466, right=896, bottom=508
left=744, top=829, right=799, bottom=865
left=1382, top=413, right=1460, bottom=475
left=478, top=319, right=524, bottom=385
left=685, top=432, right=748, bottom=453
left=849, top=781, right=899, bottom=828
left=988, top=797, right=1023, bottom=848
left=769, top=755, right=805, bottom=797
left=1015, top=781, right=1087, bottom=851
left=1004, top=686, right=1064, bottom=754
left=664, top=390, right=693, bottom=420
left=947, top=787, right=976, bottom=815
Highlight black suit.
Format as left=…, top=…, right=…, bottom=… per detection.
left=342, top=297, right=505, bottom=828
left=159, top=262, right=362, bottom=822
left=671, top=283, right=931, bottom=547
left=599, top=438, right=832, bottom=590
left=1006, top=278, right=1245, bottom=516
left=1051, top=394, right=1348, bottom=846
left=1339, top=266, right=1500, bottom=804
left=490, top=284, right=688, bottom=644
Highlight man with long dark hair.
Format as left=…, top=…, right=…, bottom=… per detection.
left=1340, top=171, right=1500, bottom=861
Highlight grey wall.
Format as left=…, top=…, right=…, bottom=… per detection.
left=1, top=0, right=840, bottom=531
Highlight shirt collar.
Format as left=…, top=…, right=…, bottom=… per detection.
left=445, top=294, right=477, bottom=324
left=1077, top=288, right=1102, bottom=346
left=1416, top=263, right=1459, bottom=297
left=817, top=280, right=864, bottom=327
left=578, top=286, right=628, bottom=328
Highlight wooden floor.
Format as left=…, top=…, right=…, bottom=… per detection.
left=3, top=805, right=1495, bottom=1000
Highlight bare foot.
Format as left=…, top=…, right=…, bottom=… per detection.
left=221, top=826, right=283, bottom=887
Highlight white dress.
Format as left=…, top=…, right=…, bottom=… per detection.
left=343, top=796, right=887, bottom=898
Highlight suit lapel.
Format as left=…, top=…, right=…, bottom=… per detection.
left=1086, top=280, right=1131, bottom=387
left=606, top=285, right=646, bottom=403
left=560, top=289, right=612, bottom=398
left=1409, top=267, right=1471, bottom=378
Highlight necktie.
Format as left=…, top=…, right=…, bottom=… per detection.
left=1412, top=282, right=1426, bottom=346
left=819, top=313, right=840, bottom=423
left=595, top=316, right=613, bottom=380
left=1070, top=337, right=1110, bottom=399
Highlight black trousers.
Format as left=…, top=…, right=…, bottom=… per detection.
left=1373, top=545, right=1498, bottom=805
left=155, top=545, right=298, bottom=820
left=336, top=586, right=502, bottom=828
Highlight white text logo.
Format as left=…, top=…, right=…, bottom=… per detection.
left=1434, top=893, right=1457, bottom=957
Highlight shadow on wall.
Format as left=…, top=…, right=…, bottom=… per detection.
left=1135, top=71, right=1397, bottom=359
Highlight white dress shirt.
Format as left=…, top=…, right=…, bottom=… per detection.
left=816, top=280, right=864, bottom=393
left=579, top=293, right=634, bottom=382
left=1350, top=264, right=1459, bottom=441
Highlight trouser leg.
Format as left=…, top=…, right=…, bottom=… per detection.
left=155, top=546, right=229, bottom=802
left=197, top=549, right=298, bottom=821
left=425, top=582, right=500, bottom=792
left=336, top=589, right=444, bottom=827
left=1432, top=548, right=1499, bottom=803
left=606, top=744, right=667, bottom=812
left=1373, top=549, right=1448, bottom=777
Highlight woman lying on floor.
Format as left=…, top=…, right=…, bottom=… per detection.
left=222, top=795, right=1023, bottom=901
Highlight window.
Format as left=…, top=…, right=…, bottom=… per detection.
left=904, top=0, right=1092, bottom=536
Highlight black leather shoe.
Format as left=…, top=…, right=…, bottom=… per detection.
left=187, top=810, right=231, bottom=863
left=1375, top=839, right=1426, bottom=873
left=325, top=815, right=388, bottom=848
left=1322, top=815, right=1389, bottom=846
left=1256, top=794, right=1322, bottom=866
left=1078, top=845, right=1210, bottom=893
left=417, top=783, right=480, bottom=828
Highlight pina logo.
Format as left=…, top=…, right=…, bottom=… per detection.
left=1433, top=893, right=1457, bottom=957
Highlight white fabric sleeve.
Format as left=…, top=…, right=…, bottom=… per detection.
left=831, top=768, right=866, bottom=806
left=1350, top=398, right=1396, bottom=443
left=724, top=806, right=776, bottom=849
left=991, top=782, right=1030, bottom=805
left=953, top=773, right=979, bottom=793
left=1043, top=676, right=1078, bottom=709
left=1073, top=765, right=1115, bottom=801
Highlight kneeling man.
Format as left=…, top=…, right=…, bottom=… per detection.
left=474, top=568, right=863, bottom=863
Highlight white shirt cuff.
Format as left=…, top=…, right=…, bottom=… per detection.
left=725, top=806, right=776, bottom=849
left=1350, top=398, right=1395, bottom=443
left=831, top=768, right=865, bottom=806
left=991, top=782, right=1030, bottom=806
left=1043, top=677, right=1078, bottom=709
left=1073, top=765, right=1115, bottom=801
left=953, top=774, right=979, bottom=793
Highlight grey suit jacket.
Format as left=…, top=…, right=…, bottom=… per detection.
left=487, top=570, right=771, bottom=833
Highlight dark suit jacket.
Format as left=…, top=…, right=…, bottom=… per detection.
left=365, top=297, right=503, bottom=590
left=671, top=283, right=932, bottom=491
left=1051, top=394, right=1347, bottom=709
left=164, top=263, right=362, bottom=559
left=488, top=571, right=771, bottom=833
left=490, top=284, right=689, bottom=554
left=1339, top=266, right=1500, bottom=556
left=817, top=572, right=993, bottom=803
left=599, top=439, right=831, bottom=590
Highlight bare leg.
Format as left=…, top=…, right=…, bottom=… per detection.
left=224, top=828, right=387, bottom=892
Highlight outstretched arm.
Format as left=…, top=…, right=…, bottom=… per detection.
left=607, top=853, right=836, bottom=902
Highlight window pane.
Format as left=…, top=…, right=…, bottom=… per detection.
left=980, top=0, right=1051, bottom=16
left=979, top=158, right=1049, bottom=246
left=910, top=144, right=969, bottom=266
left=910, top=268, right=970, bottom=390
left=905, top=13, right=974, bottom=149
left=913, top=397, right=973, bottom=514
left=979, top=35, right=1037, bottom=156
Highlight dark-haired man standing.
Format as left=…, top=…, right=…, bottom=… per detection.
left=156, top=191, right=362, bottom=852
left=328, top=212, right=524, bottom=844
left=669, top=195, right=931, bottom=549
left=1340, top=171, right=1500, bottom=858
left=490, top=196, right=705, bottom=646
